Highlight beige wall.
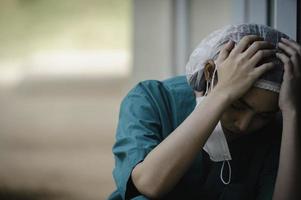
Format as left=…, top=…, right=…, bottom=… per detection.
left=132, top=0, right=232, bottom=83
left=189, top=0, right=232, bottom=52
left=132, top=0, right=173, bottom=82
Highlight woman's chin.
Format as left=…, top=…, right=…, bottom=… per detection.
left=222, top=125, right=245, bottom=142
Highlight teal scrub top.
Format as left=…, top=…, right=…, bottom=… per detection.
left=108, top=75, right=282, bottom=200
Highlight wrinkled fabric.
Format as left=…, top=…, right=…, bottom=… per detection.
left=108, top=75, right=282, bottom=200
left=186, top=24, right=291, bottom=93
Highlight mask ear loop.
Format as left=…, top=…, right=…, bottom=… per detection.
left=204, top=80, right=210, bottom=96
left=210, top=63, right=218, bottom=92
left=207, top=60, right=232, bottom=185
left=204, top=61, right=218, bottom=96
left=220, top=160, right=232, bottom=185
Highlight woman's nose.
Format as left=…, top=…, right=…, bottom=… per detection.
left=234, top=112, right=254, bottom=133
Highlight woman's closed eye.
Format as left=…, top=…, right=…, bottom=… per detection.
left=230, top=102, right=246, bottom=110
left=230, top=98, right=278, bottom=119
left=256, top=112, right=275, bottom=119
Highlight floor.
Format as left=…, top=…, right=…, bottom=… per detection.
left=0, top=78, right=132, bottom=200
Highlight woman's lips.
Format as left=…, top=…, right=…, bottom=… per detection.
left=226, top=127, right=249, bottom=135
left=223, top=126, right=240, bottom=135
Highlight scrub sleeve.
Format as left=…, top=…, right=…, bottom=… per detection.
left=110, top=83, right=162, bottom=200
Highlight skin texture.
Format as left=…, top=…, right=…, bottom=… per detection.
left=220, top=87, right=279, bottom=141
left=272, top=38, right=301, bottom=200
left=130, top=35, right=300, bottom=199
left=196, top=87, right=280, bottom=142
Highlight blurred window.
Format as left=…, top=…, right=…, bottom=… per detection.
left=0, top=0, right=131, bottom=87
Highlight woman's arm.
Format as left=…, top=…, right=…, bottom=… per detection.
left=273, top=110, right=300, bottom=200
left=131, top=36, right=276, bottom=199
left=273, top=38, right=301, bottom=200
left=131, top=87, right=230, bottom=198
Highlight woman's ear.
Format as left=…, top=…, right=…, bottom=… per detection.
left=204, top=59, right=216, bottom=81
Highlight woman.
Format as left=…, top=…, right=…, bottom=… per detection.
left=108, top=24, right=300, bottom=200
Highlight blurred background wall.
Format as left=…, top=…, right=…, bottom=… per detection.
left=0, top=0, right=297, bottom=199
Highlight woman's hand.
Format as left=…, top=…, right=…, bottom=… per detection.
left=273, top=38, right=301, bottom=200
left=213, top=35, right=276, bottom=102
left=277, top=38, right=301, bottom=114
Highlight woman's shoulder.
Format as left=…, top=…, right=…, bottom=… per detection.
left=137, top=75, right=189, bottom=89
left=127, top=75, right=193, bottom=99
left=121, top=75, right=196, bottom=128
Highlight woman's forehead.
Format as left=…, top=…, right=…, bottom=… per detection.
left=241, top=87, right=279, bottom=113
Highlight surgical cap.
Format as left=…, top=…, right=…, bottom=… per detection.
left=186, top=23, right=291, bottom=93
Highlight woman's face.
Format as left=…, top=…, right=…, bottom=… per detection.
left=219, top=87, right=279, bottom=141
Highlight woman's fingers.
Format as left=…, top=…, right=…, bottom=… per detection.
left=230, top=35, right=263, bottom=56
left=278, top=42, right=298, bottom=57
left=278, top=39, right=301, bottom=76
left=243, top=41, right=274, bottom=59
left=276, top=52, right=294, bottom=77
left=247, top=49, right=276, bottom=67
left=217, top=40, right=235, bottom=61
left=281, top=38, right=301, bottom=53
left=251, top=62, right=275, bottom=79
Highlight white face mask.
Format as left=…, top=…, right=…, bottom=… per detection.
left=195, top=96, right=232, bottom=162
left=195, top=66, right=232, bottom=184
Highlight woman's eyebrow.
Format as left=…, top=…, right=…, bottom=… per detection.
left=238, top=99, right=253, bottom=110
left=259, top=110, right=279, bottom=114
left=238, top=99, right=279, bottom=113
